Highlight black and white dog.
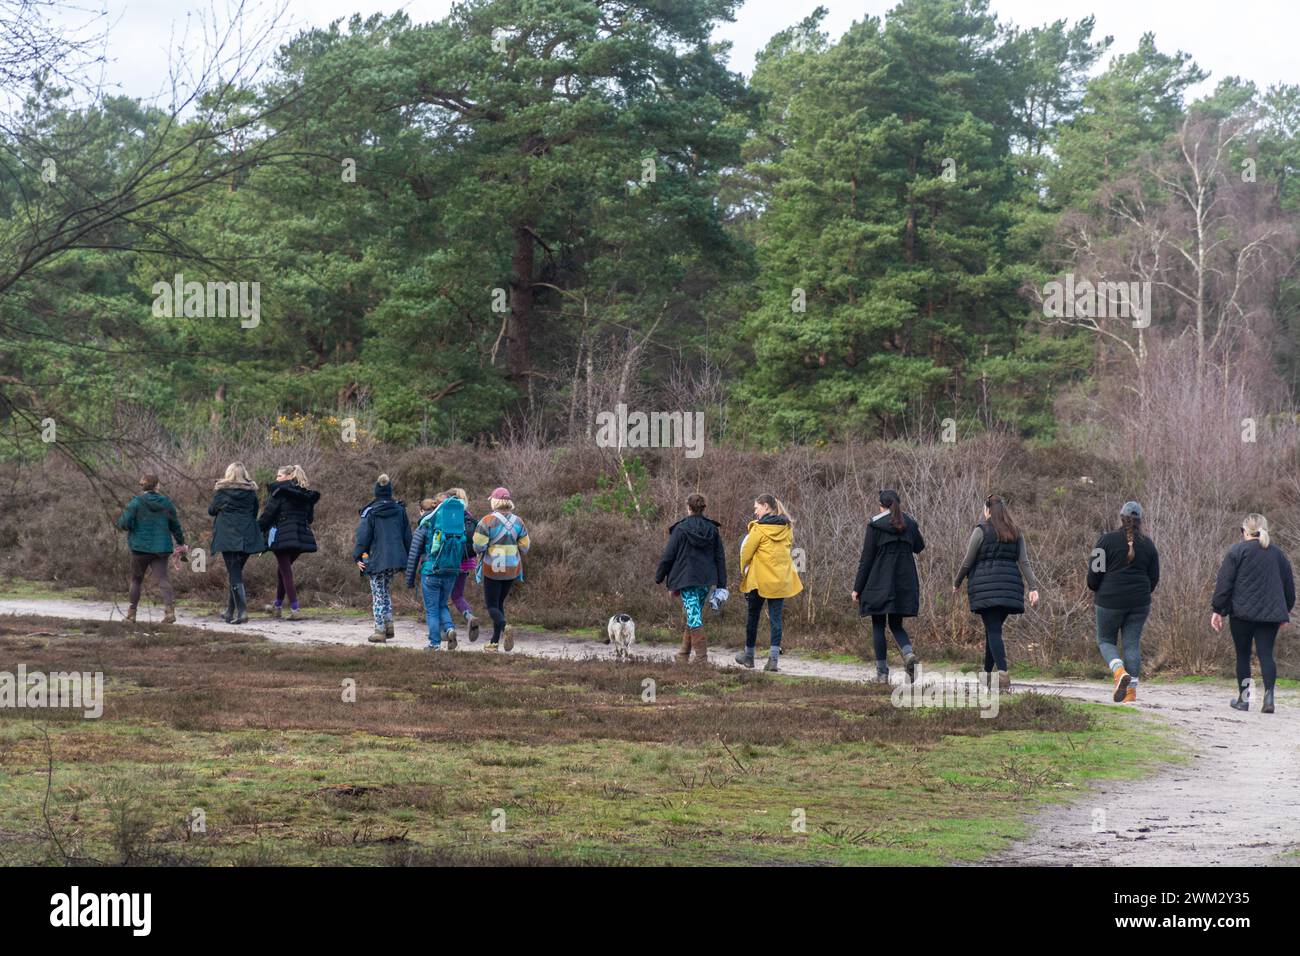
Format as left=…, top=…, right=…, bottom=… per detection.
left=605, top=614, right=635, bottom=661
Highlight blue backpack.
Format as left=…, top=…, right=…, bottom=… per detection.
left=421, top=497, right=467, bottom=576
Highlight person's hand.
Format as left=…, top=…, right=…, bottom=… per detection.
left=851, top=591, right=859, bottom=602
left=952, top=584, right=959, bottom=593
left=1211, top=612, right=1224, bottom=632
left=356, top=560, right=366, bottom=571
left=1028, top=590, right=1039, bottom=607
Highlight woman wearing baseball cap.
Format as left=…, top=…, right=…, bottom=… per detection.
left=471, top=487, right=531, bottom=652
left=1087, top=501, right=1160, bottom=703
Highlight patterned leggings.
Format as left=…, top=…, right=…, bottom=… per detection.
left=680, top=586, right=708, bottom=629
left=366, top=570, right=395, bottom=629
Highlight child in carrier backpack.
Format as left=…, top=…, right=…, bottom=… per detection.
left=405, top=492, right=470, bottom=650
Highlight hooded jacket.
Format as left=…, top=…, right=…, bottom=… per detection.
left=739, top=514, right=803, bottom=599
left=258, top=479, right=321, bottom=553
left=353, top=483, right=413, bottom=574
left=116, top=491, right=185, bottom=554
left=208, top=483, right=265, bottom=555
left=1212, top=538, right=1295, bottom=623
left=853, top=511, right=925, bottom=617
left=655, top=514, right=727, bottom=593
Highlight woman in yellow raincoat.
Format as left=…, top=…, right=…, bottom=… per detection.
left=736, top=493, right=802, bottom=671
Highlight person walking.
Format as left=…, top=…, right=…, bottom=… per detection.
left=208, top=462, right=265, bottom=625
left=655, top=493, right=727, bottom=665
left=443, top=488, right=482, bottom=642
left=736, top=493, right=802, bottom=672
left=405, top=490, right=469, bottom=650
left=953, top=494, right=1040, bottom=692
left=852, top=489, right=925, bottom=683
left=116, top=473, right=187, bottom=624
left=1211, top=513, right=1294, bottom=714
left=472, top=487, right=531, bottom=652
left=354, top=473, right=413, bottom=643
left=258, top=464, right=320, bottom=620
left=1088, top=501, right=1160, bottom=703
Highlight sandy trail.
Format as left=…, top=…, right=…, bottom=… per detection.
left=2, top=596, right=1298, bottom=865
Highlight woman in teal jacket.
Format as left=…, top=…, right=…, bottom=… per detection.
left=116, top=472, right=186, bottom=623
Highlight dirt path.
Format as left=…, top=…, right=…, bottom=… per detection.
left=3, top=596, right=1299, bottom=865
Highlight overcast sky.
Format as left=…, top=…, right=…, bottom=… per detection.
left=59, top=0, right=1298, bottom=103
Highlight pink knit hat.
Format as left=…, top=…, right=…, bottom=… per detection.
left=491, top=486, right=512, bottom=500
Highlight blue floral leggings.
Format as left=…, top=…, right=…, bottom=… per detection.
left=680, top=586, right=708, bottom=629
left=367, top=570, right=395, bottom=629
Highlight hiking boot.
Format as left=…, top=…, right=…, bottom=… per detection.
left=734, top=646, right=755, bottom=668
left=1112, top=666, right=1132, bottom=703
left=502, top=625, right=514, bottom=652
left=997, top=670, right=1011, bottom=693
left=125, top=604, right=137, bottom=623
left=287, top=608, right=302, bottom=621
left=874, top=666, right=890, bottom=685
left=690, top=628, right=708, bottom=664
left=444, top=628, right=458, bottom=651
left=384, top=618, right=395, bottom=639
left=484, top=642, right=499, bottom=653
left=265, top=604, right=282, bottom=618
left=221, top=588, right=235, bottom=623
left=764, top=652, right=779, bottom=672
left=162, top=605, right=176, bottom=625
left=676, top=630, right=692, bottom=664
left=233, top=584, right=249, bottom=624
left=1123, top=684, right=1137, bottom=703
left=1230, top=686, right=1249, bottom=712
left=903, top=651, right=918, bottom=683
left=368, top=628, right=389, bottom=643
left=1262, top=688, right=1275, bottom=714
left=467, top=615, right=480, bottom=642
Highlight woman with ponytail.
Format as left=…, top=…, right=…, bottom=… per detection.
left=953, top=494, right=1040, bottom=692
left=258, top=464, right=320, bottom=620
left=851, top=490, right=926, bottom=682
left=1211, top=513, right=1294, bottom=714
left=1087, top=501, right=1160, bottom=703
left=736, top=494, right=802, bottom=671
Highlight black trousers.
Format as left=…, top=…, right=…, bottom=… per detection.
left=1229, top=617, right=1280, bottom=692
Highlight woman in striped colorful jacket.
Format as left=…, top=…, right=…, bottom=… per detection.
left=472, top=487, right=531, bottom=652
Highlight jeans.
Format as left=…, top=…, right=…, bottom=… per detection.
left=980, top=608, right=1010, bottom=672
left=870, top=614, right=912, bottom=666
left=745, top=591, right=783, bottom=649
left=1229, top=617, right=1280, bottom=693
left=1095, top=605, right=1150, bottom=678
left=421, top=573, right=456, bottom=645
left=483, top=577, right=515, bottom=643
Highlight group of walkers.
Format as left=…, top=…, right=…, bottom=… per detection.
left=115, top=465, right=530, bottom=653
left=115, top=470, right=1292, bottom=712
left=652, top=490, right=1291, bottom=713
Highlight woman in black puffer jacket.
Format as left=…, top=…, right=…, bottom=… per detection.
left=1211, top=513, right=1294, bottom=714
left=257, top=464, right=320, bottom=620
left=953, top=494, right=1040, bottom=692
left=208, top=461, right=266, bottom=624
left=1087, top=501, right=1160, bottom=704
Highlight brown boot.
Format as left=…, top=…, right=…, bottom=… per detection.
left=676, top=630, right=692, bottom=664
left=690, top=627, right=709, bottom=665
left=125, top=604, right=137, bottom=623
left=162, top=605, right=176, bottom=624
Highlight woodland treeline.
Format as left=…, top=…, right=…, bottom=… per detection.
left=2, top=0, right=1299, bottom=455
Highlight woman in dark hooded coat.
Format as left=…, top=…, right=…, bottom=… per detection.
left=655, top=493, right=727, bottom=665
left=354, top=473, right=413, bottom=643
left=258, top=464, right=320, bottom=620
left=852, top=489, right=925, bottom=683
left=208, top=461, right=265, bottom=624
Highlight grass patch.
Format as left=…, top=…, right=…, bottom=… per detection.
left=0, top=615, right=1176, bottom=866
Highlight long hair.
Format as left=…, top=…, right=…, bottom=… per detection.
left=1243, top=513, right=1271, bottom=548
left=278, top=464, right=310, bottom=489
left=1120, top=513, right=1142, bottom=562
left=985, top=494, right=1019, bottom=543
left=216, top=461, right=255, bottom=490
left=755, top=493, right=792, bottom=524
left=443, top=487, right=469, bottom=503
left=879, top=489, right=904, bottom=532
